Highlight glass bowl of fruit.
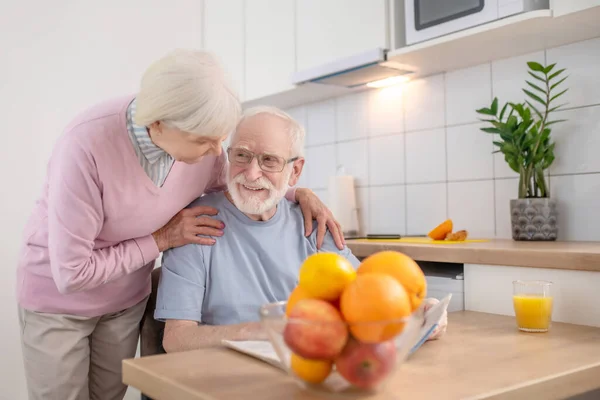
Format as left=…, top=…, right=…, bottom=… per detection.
left=259, top=300, right=424, bottom=396
left=259, top=251, right=429, bottom=395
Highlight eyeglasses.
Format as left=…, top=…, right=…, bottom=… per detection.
left=226, top=147, right=299, bottom=173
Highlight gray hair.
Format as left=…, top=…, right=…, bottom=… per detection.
left=234, top=106, right=305, bottom=157
left=134, top=49, right=241, bottom=138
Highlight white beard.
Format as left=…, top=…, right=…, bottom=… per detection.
left=227, top=167, right=292, bottom=216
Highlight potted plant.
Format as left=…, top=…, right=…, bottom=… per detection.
left=476, top=61, right=569, bottom=241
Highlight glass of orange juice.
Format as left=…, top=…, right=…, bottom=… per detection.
left=513, top=280, right=553, bottom=332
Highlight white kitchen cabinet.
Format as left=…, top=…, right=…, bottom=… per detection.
left=295, top=0, right=389, bottom=72
left=464, top=264, right=600, bottom=327
left=244, top=0, right=296, bottom=101
left=203, top=0, right=245, bottom=100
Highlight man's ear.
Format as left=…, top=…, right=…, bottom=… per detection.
left=288, top=158, right=305, bottom=187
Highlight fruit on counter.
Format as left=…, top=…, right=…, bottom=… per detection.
left=298, top=253, right=356, bottom=301
left=286, top=286, right=311, bottom=316
left=334, top=338, right=397, bottom=390
left=340, top=273, right=411, bottom=343
left=290, top=353, right=333, bottom=384
left=445, top=230, right=468, bottom=241
left=284, top=299, right=349, bottom=360
left=428, top=219, right=453, bottom=240
left=357, top=251, right=427, bottom=311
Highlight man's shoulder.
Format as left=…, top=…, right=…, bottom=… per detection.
left=187, top=191, right=227, bottom=209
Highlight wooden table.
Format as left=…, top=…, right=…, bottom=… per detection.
left=123, top=312, right=600, bottom=400
left=346, top=239, right=600, bottom=271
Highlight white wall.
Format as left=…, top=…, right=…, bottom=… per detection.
left=1, top=1, right=203, bottom=398
left=287, top=36, right=600, bottom=241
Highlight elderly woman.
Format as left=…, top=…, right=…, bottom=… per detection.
left=16, top=49, right=343, bottom=400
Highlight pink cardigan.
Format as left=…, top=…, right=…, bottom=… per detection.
left=16, top=95, right=296, bottom=317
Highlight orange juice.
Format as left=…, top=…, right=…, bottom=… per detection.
left=513, top=295, right=553, bottom=332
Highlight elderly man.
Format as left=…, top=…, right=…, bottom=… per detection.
left=155, top=106, right=446, bottom=352
left=154, top=106, right=359, bottom=352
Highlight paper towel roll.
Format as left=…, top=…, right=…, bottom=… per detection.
left=328, top=173, right=359, bottom=236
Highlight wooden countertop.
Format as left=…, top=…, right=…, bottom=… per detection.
left=123, top=311, right=600, bottom=400
left=346, top=238, right=600, bottom=271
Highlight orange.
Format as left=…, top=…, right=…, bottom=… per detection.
left=286, top=286, right=312, bottom=316
left=290, top=353, right=332, bottom=384
left=428, top=219, right=453, bottom=240
left=340, top=273, right=411, bottom=343
left=357, top=251, right=427, bottom=311
left=298, top=253, right=356, bottom=301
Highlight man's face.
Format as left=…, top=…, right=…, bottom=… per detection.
left=226, top=113, right=304, bottom=216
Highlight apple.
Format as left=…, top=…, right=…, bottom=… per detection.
left=284, top=299, right=348, bottom=360
left=335, top=338, right=397, bottom=389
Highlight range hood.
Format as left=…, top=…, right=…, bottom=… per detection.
left=290, top=48, right=414, bottom=88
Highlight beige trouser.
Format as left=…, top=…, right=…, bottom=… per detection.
left=18, top=296, right=149, bottom=400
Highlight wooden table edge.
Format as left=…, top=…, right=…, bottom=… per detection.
left=123, top=358, right=219, bottom=400
left=467, top=360, right=600, bottom=400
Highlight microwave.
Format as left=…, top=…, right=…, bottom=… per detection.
left=404, top=0, right=550, bottom=45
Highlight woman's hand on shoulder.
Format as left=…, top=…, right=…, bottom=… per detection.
left=152, top=205, right=225, bottom=252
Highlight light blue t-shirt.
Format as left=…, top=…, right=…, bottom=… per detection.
left=154, top=191, right=360, bottom=325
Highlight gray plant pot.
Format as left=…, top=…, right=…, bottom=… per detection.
left=510, top=198, right=558, bottom=241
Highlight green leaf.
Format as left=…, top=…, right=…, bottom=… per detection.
left=502, top=143, right=519, bottom=155
left=548, top=68, right=566, bottom=81
left=528, top=71, right=546, bottom=83
left=493, top=140, right=504, bottom=148
left=527, top=61, right=545, bottom=72
left=526, top=81, right=545, bottom=93
left=548, top=103, right=567, bottom=113
left=490, top=98, right=498, bottom=115
left=481, top=127, right=501, bottom=134
left=550, top=76, right=568, bottom=91
left=526, top=101, right=544, bottom=120
left=545, top=119, right=567, bottom=126
left=476, top=107, right=496, bottom=116
left=523, top=89, right=546, bottom=106
left=550, top=88, right=568, bottom=103
left=543, top=63, right=556, bottom=74
left=499, top=103, right=509, bottom=121
left=508, top=159, right=520, bottom=173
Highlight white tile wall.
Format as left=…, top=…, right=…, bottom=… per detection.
left=336, top=91, right=369, bottom=141
left=406, top=183, right=447, bottom=236
left=448, top=180, right=496, bottom=238
left=550, top=174, right=600, bottom=241
left=306, top=99, right=336, bottom=145
left=446, top=123, right=494, bottom=181
left=369, top=185, right=406, bottom=235
left=369, top=134, right=405, bottom=186
left=445, top=63, right=492, bottom=126
left=491, top=51, right=545, bottom=106
left=546, top=37, right=600, bottom=109
left=550, top=106, right=600, bottom=175
left=292, top=36, right=600, bottom=241
left=495, top=178, right=519, bottom=239
left=405, top=128, right=446, bottom=184
left=337, top=139, right=369, bottom=187
left=305, top=144, right=336, bottom=189
left=404, top=74, right=445, bottom=132
left=368, top=85, right=404, bottom=136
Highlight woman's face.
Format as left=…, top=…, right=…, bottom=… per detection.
left=149, top=121, right=227, bottom=164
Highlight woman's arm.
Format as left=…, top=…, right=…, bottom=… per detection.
left=47, top=135, right=161, bottom=294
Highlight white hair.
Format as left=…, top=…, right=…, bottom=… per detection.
left=234, top=106, right=305, bottom=157
left=134, top=49, right=241, bottom=138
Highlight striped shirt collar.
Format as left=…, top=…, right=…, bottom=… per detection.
left=126, top=99, right=170, bottom=164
